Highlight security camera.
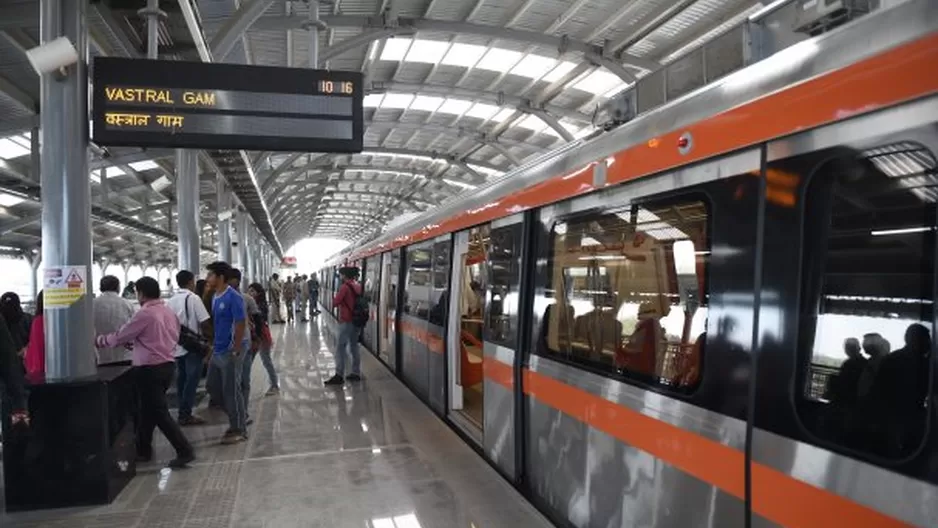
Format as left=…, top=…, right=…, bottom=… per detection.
left=25, top=37, right=79, bottom=77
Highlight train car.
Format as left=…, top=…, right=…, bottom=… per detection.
left=320, top=2, right=938, bottom=526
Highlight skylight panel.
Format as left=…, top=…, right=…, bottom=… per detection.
left=437, top=98, right=473, bottom=116
left=492, top=108, right=516, bottom=122
left=363, top=94, right=384, bottom=107
left=572, top=70, right=623, bottom=95
left=128, top=160, right=159, bottom=171
left=409, top=95, right=445, bottom=112
left=91, top=166, right=126, bottom=178
left=381, top=93, right=414, bottom=109
left=464, top=103, right=499, bottom=120
left=516, top=114, right=548, bottom=132
left=381, top=38, right=412, bottom=61
left=477, top=48, right=523, bottom=73
left=404, top=39, right=450, bottom=64
left=0, top=138, right=29, bottom=159
left=509, top=55, right=557, bottom=80
left=440, top=43, right=487, bottom=67
left=0, top=192, right=25, bottom=207
left=541, top=61, right=578, bottom=83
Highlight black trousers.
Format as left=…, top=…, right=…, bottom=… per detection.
left=134, top=362, right=193, bottom=458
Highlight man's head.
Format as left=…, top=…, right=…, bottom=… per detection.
left=272, top=273, right=279, bottom=281
left=176, top=270, right=196, bottom=292
left=339, top=267, right=359, bottom=282
left=205, top=261, right=233, bottom=291
left=100, top=275, right=121, bottom=294
left=229, top=268, right=243, bottom=289
left=135, top=276, right=161, bottom=303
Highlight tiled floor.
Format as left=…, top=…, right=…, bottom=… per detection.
left=0, top=320, right=552, bottom=528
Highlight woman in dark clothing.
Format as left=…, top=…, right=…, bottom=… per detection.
left=0, top=315, right=28, bottom=426
left=248, top=283, right=279, bottom=395
left=0, top=292, right=32, bottom=356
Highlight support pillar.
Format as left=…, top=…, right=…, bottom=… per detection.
left=237, top=212, right=249, bottom=279
left=40, top=0, right=95, bottom=380
left=176, top=149, right=200, bottom=272
left=27, top=254, right=41, bottom=304
left=308, top=0, right=320, bottom=68
left=217, top=177, right=232, bottom=262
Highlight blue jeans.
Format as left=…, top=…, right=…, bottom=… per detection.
left=258, top=343, right=279, bottom=389
left=212, top=350, right=246, bottom=434
left=241, top=348, right=256, bottom=412
left=175, top=352, right=203, bottom=418
left=336, top=322, right=362, bottom=377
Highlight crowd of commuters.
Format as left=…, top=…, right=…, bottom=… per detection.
left=267, top=273, right=320, bottom=324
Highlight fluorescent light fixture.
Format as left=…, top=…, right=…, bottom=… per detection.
left=464, top=103, right=499, bottom=120
left=408, top=95, right=444, bottom=112
left=871, top=226, right=934, bottom=236
left=150, top=175, right=172, bottom=192
left=381, top=93, right=414, bottom=109
left=0, top=138, right=30, bottom=160
left=440, top=42, right=486, bottom=67
left=128, top=159, right=159, bottom=171
left=477, top=48, right=523, bottom=73
left=443, top=178, right=476, bottom=190
left=404, top=39, right=450, bottom=64
left=363, top=93, right=384, bottom=107
left=509, top=54, right=557, bottom=79
left=572, top=70, right=623, bottom=95
left=380, top=38, right=412, bottom=61
left=0, top=192, right=25, bottom=207
left=437, top=98, right=472, bottom=116
left=541, top=61, right=578, bottom=83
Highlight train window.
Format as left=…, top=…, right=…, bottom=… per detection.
left=486, top=223, right=523, bottom=347
left=536, top=198, right=709, bottom=390
left=364, top=256, right=379, bottom=303
left=405, top=247, right=432, bottom=320
left=799, top=142, right=936, bottom=461
left=429, top=240, right=450, bottom=327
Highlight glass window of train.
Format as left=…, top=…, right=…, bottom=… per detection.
left=798, top=142, right=936, bottom=461
left=486, top=223, right=523, bottom=347
left=429, top=241, right=451, bottom=326
left=364, top=257, right=379, bottom=303
left=536, top=199, right=709, bottom=390
left=405, top=247, right=433, bottom=320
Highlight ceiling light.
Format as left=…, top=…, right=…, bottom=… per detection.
left=380, top=38, right=412, bottom=61
left=404, top=39, right=450, bottom=64
left=408, top=95, right=445, bottom=112
left=0, top=192, right=25, bottom=207
left=128, top=160, right=159, bottom=171
left=437, top=99, right=472, bottom=116
left=871, top=226, right=934, bottom=236
left=363, top=94, right=384, bottom=107
left=440, top=43, right=486, bottom=67
left=509, top=55, right=557, bottom=80
left=464, top=103, right=499, bottom=120
left=381, top=93, right=414, bottom=109
left=477, top=48, right=523, bottom=73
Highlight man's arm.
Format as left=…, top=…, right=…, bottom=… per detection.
left=333, top=283, right=347, bottom=307
left=96, top=310, right=149, bottom=349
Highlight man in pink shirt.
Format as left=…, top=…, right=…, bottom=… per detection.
left=95, top=276, right=194, bottom=469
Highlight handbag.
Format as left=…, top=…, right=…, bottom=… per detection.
left=178, top=294, right=210, bottom=356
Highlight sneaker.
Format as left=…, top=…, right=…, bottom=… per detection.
left=324, top=375, right=345, bottom=386
left=168, top=453, right=195, bottom=469
left=220, top=431, right=247, bottom=445
left=178, top=415, right=206, bottom=426
left=346, top=374, right=362, bottom=382
left=265, top=387, right=280, bottom=396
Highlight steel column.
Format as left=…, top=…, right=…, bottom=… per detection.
left=176, top=150, right=200, bottom=272
left=217, top=177, right=232, bottom=262
left=144, top=0, right=160, bottom=59
left=308, top=0, right=319, bottom=68
left=40, top=0, right=95, bottom=380
left=27, top=254, right=41, bottom=303
left=237, top=211, right=249, bottom=276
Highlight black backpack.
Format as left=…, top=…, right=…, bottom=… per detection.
left=348, top=286, right=369, bottom=328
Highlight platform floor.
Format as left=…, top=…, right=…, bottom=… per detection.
left=0, top=320, right=552, bottom=528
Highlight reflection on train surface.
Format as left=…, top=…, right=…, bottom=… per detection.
left=321, top=4, right=938, bottom=527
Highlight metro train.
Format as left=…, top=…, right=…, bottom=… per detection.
left=319, top=2, right=938, bottom=526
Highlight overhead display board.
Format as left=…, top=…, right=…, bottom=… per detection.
left=91, top=58, right=363, bottom=153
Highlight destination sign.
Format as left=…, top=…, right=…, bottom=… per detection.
left=91, top=58, right=363, bottom=153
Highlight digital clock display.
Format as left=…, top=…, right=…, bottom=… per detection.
left=91, top=58, right=363, bottom=153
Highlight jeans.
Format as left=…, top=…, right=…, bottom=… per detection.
left=175, top=352, right=203, bottom=419
left=241, top=348, right=256, bottom=411
left=310, top=292, right=319, bottom=313
left=258, top=343, right=279, bottom=389
left=135, top=362, right=193, bottom=458
left=212, top=350, right=246, bottom=434
left=335, top=322, right=362, bottom=377
left=206, top=361, right=223, bottom=406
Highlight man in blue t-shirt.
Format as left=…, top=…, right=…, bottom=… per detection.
left=206, top=261, right=248, bottom=444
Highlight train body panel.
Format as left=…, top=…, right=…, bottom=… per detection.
left=319, top=3, right=938, bottom=526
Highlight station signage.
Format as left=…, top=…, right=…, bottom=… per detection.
left=91, top=58, right=363, bottom=153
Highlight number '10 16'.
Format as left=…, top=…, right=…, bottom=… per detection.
left=318, top=81, right=354, bottom=94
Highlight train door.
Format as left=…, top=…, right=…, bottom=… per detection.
left=378, top=250, right=400, bottom=372
left=427, top=236, right=451, bottom=415
left=361, top=256, right=379, bottom=354
left=446, top=225, right=489, bottom=442
left=401, top=243, right=433, bottom=399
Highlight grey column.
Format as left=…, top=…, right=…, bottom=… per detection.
left=308, top=0, right=319, bottom=68
left=237, top=212, right=249, bottom=278
left=27, top=254, right=41, bottom=303
left=217, top=177, right=232, bottom=262
left=176, top=149, right=200, bottom=272
left=40, top=0, right=95, bottom=380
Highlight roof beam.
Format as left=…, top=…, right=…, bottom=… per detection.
left=527, top=108, right=574, bottom=142
left=254, top=15, right=658, bottom=74
left=211, top=0, right=278, bottom=61
left=0, top=73, right=35, bottom=113
left=0, top=213, right=41, bottom=236
left=608, top=0, right=697, bottom=58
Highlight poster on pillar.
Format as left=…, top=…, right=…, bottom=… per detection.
left=44, top=266, right=88, bottom=308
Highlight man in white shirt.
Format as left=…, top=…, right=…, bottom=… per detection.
left=167, top=270, right=211, bottom=426
left=94, top=275, right=137, bottom=365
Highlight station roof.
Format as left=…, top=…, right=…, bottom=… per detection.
left=0, top=0, right=768, bottom=265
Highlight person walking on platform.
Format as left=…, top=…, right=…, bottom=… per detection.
left=268, top=273, right=284, bottom=324
left=206, top=261, right=249, bottom=444
left=308, top=275, right=321, bottom=316
left=324, top=267, right=364, bottom=386
left=283, top=276, right=296, bottom=323
left=297, top=275, right=309, bottom=322
left=248, top=283, right=279, bottom=395
left=167, top=271, right=211, bottom=426
left=94, top=276, right=195, bottom=469
left=0, top=315, right=28, bottom=428
left=95, top=276, right=137, bottom=367
left=229, top=269, right=260, bottom=425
